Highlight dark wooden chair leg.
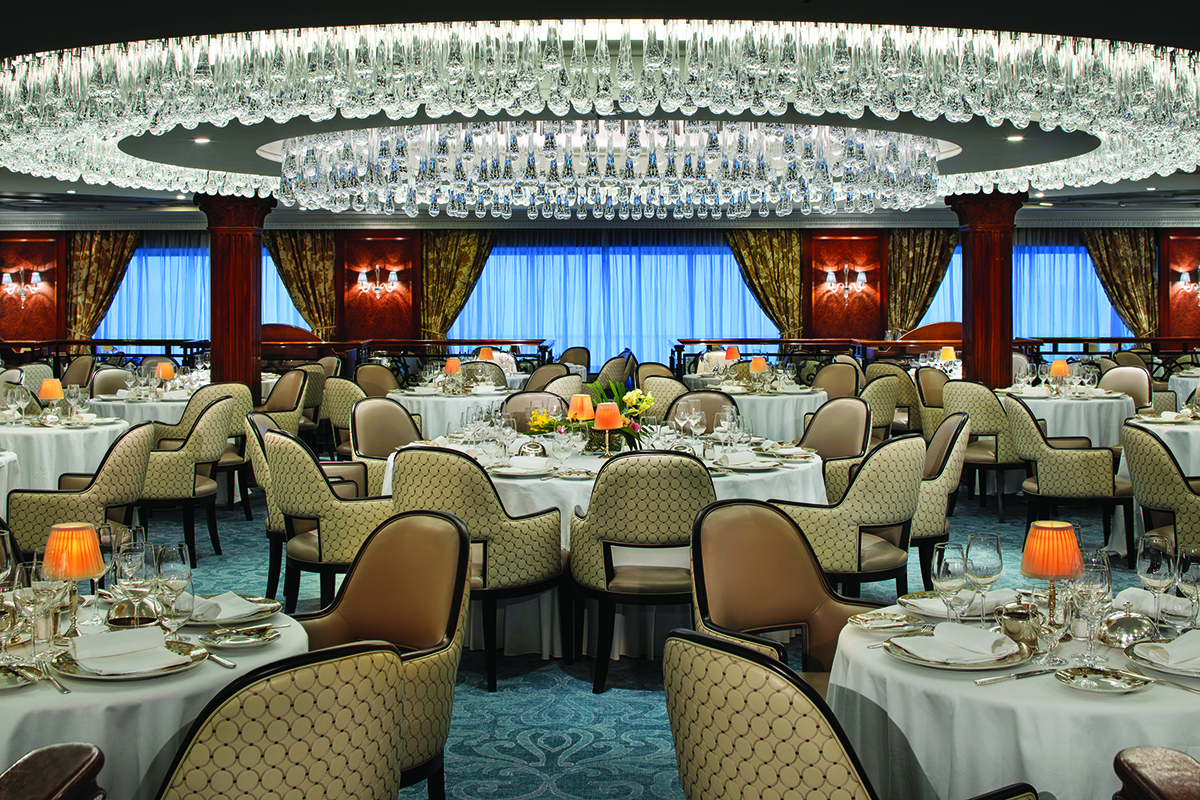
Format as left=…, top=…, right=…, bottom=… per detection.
left=1123, top=500, right=1136, bottom=569
left=592, top=599, right=616, bottom=694
left=573, top=586, right=585, bottom=664
left=483, top=597, right=498, bottom=692
left=265, top=536, right=283, bottom=600
left=238, top=464, right=253, bottom=521
left=319, top=571, right=335, bottom=608
left=205, top=498, right=221, bottom=555
left=841, top=579, right=861, bottom=597
left=996, top=471, right=1006, bottom=523
left=283, top=559, right=300, bottom=614
left=917, top=541, right=935, bottom=591
left=427, top=763, right=446, bottom=800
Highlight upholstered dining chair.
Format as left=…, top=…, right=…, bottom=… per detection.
left=323, top=376, right=367, bottom=458
left=662, top=630, right=1041, bottom=800
left=19, top=362, right=54, bottom=394
left=500, top=391, right=569, bottom=433
left=865, top=361, right=921, bottom=436
left=60, top=355, right=95, bottom=389
left=389, top=447, right=567, bottom=692
left=6, top=422, right=154, bottom=559
left=252, top=368, right=306, bottom=435
left=0, top=743, right=106, bottom=800
left=317, top=354, right=341, bottom=378
left=943, top=379, right=1025, bottom=522
left=153, top=642, right=406, bottom=800
left=0, top=381, right=39, bottom=417
left=771, top=434, right=926, bottom=597
left=299, top=511, right=470, bottom=800
left=858, top=373, right=898, bottom=445
left=140, top=396, right=236, bottom=567
left=351, top=396, right=424, bottom=495
left=797, top=396, right=871, bottom=503
left=723, top=359, right=753, bottom=381
left=0, top=367, right=22, bottom=386
left=1113, top=747, right=1200, bottom=800
left=571, top=450, right=716, bottom=693
left=664, top=390, right=738, bottom=435
left=589, top=355, right=629, bottom=401
left=557, top=345, right=591, bottom=375
left=266, top=430, right=394, bottom=612
left=910, top=412, right=971, bottom=589
left=832, top=353, right=867, bottom=389
left=811, top=361, right=860, bottom=399
left=1099, top=365, right=1153, bottom=412
left=1122, top=423, right=1200, bottom=555
left=295, top=362, right=326, bottom=443
left=138, top=355, right=177, bottom=373
left=524, top=362, right=568, bottom=392
left=634, top=361, right=673, bottom=389
left=915, top=366, right=949, bottom=440
left=89, top=367, right=129, bottom=396
left=1012, top=350, right=1032, bottom=375
left=691, top=499, right=882, bottom=677
left=355, top=363, right=402, bottom=397
left=641, top=375, right=688, bottom=423
left=1006, top=396, right=1135, bottom=564
left=543, top=373, right=584, bottom=401
left=462, top=360, right=506, bottom=387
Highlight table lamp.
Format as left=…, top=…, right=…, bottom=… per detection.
left=479, top=347, right=494, bottom=361
left=42, top=522, right=107, bottom=638
left=444, top=357, right=461, bottom=375
left=1021, top=520, right=1083, bottom=617
left=156, top=361, right=176, bottom=381
left=749, top=356, right=767, bottom=373
left=593, top=402, right=623, bottom=457
left=939, top=347, right=956, bottom=362
left=568, top=394, right=595, bottom=422
left=1050, top=359, right=1070, bottom=378
left=38, top=378, right=64, bottom=421
left=725, top=346, right=740, bottom=362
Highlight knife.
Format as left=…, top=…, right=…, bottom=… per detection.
left=207, top=653, right=237, bottom=669
left=974, top=668, right=1059, bottom=686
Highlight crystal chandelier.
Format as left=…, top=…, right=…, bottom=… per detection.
left=277, top=120, right=941, bottom=217
left=0, top=19, right=1198, bottom=207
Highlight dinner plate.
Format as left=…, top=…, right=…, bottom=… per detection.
left=1055, top=666, right=1150, bottom=694
left=51, top=640, right=208, bottom=681
left=186, top=595, right=282, bottom=627
left=1134, top=415, right=1191, bottom=425
left=198, top=627, right=282, bottom=650
left=0, top=665, right=36, bottom=692
left=1124, top=639, right=1200, bottom=678
left=847, top=610, right=926, bottom=633
left=92, top=417, right=122, bottom=424
left=489, top=466, right=555, bottom=478
left=555, top=468, right=597, bottom=480
left=897, top=590, right=986, bottom=620
left=882, top=632, right=1033, bottom=671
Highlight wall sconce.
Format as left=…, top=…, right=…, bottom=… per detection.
left=2, top=268, right=41, bottom=308
left=357, top=266, right=400, bottom=298
left=825, top=265, right=867, bottom=302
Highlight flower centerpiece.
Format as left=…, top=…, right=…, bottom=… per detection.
left=568, top=381, right=654, bottom=452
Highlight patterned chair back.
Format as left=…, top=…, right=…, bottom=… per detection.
left=142, top=397, right=237, bottom=500
left=19, top=363, right=54, bottom=395
left=1100, top=365, right=1152, bottom=410
left=1123, top=424, right=1200, bottom=552
left=665, top=390, right=738, bottom=434
left=355, top=363, right=401, bottom=397
left=462, top=360, right=506, bottom=387
left=839, top=434, right=926, bottom=523
left=812, top=362, right=859, bottom=399
left=501, top=391, right=569, bottom=432
left=911, top=413, right=971, bottom=541
left=525, top=363, right=568, bottom=392
left=590, top=356, right=629, bottom=400
left=858, top=374, right=899, bottom=434
left=324, top=377, right=366, bottom=451
left=865, top=362, right=920, bottom=432
left=641, top=376, right=688, bottom=422
left=1, top=381, right=39, bottom=416
left=943, top=380, right=1020, bottom=464
left=154, top=642, right=406, bottom=800
left=543, top=374, right=583, bottom=401
left=297, top=363, right=325, bottom=418
left=798, top=397, right=870, bottom=459
left=173, top=383, right=253, bottom=441
left=557, top=346, right=591, bottom=374
left=245, top=413, right=284, bottom=535
left=570, top=451, right=716, bottom=592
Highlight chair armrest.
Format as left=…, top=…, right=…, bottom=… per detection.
left=57, top=473, right=93, bottom=491
left=321, top=461, right=368, bottom=497
left=0, top=743, right=105, bottom=800
left=1113, top=746, right=1200, bottom=800
left=154, top=438, right=186, bottom=452
left=297, top=611, right=356, bottom=652
left=1048, top=435, right=1093, bottom=449
left=696, top=616, right=788, bottom=662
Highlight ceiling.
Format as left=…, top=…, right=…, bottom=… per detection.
left=3, top=3, right=1200, bottom=229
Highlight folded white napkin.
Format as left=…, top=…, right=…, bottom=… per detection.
left=471, top=385, right=497, bottom=394
left=759, top=439, right=780, bottom=451
left=411, top=386, right=437, bottom=395
left=190, top=591, right=262, bottom=622
left=716, top=451, right=756, bottom=467
left=72, top=627, right=190, bottom=675
left=509, top=456, right=550, bottom=471
left=1091, top=387, right=1110, bottom=396
left=1136, top=630, right=1200, bottom=667
left=115, top=389, right=130, bottom=398
left=1020, top=385, right=1049, bottom=397
left=892, top=622, right=1020, bottom=664
left=776, top=447, right=811, bottom=458
left=905, top=588, right=1019, bottom=618
left=73, top=412, right=97, bottom=423
left=1114, top=587, right=1192, bottom=618
left=161, top=390, right=190, bottom=400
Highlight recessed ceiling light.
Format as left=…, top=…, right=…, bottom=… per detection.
left=1038, top=201, right=1053, bottom=206
left=1006, top=135, right=1024, bottom=142
left=193, top=137, right=211, bottom=144
left=175, top=194, right=186, bottom=200
left=1034, top=192, right=1045, bottom=198
left=65, top=189, right=75, bottom=194
left=1146, top=187, right=1157, bottom=191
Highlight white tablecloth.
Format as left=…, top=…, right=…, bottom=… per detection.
left=678, top=377, right=829, bottom=443
left=828, top=613, right=1200, bottom=800
left=1115, top=420, right=1200, bottom=556
left=1004, top=393, right=1136, bottom=447
left=386, top=389, right=511, bottom=439
left=90, top=397, right=189, bottom=425
left=507, top=374, right=530, bottom=390
left=0, top=421, right=130, bottom=491
left=0, top=609, right=309, bottom=800
left=0, top=449, right=19, bottom=517
left=1169, top=372, right=1200, bottom=410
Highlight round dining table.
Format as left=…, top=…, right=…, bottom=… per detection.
left=0, top=449, right=20, bottom=516
left=1168, top=371, right=1200, bottom=410
left=1114, top=418, right=1200, bottom=557
left=386, top=388, right=513, bottom=439
left=89, top=396, right=191, bottom=425
left=0, top=420, right=130, bottom=491
left=828, top=614, right=1200, bottom=800
left=998, top=388, right=1137, bottom=448
left=1, top=607, right=309, bottom=800
left=679, top=375, right=828, bottom=442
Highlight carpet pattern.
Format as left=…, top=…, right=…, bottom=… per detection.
left=156, top=483, right=1140, bottom=799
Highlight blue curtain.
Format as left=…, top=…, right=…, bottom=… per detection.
left=917, top=229, right=1133, bottom=343
left=448, top=229, right=779, bottom=365
left=95, top=231, right=307, bottom=344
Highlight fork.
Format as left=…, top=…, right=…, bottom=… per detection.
left=1121, top=664, right=1200, bottom=696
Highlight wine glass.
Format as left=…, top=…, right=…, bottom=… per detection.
left=1137, top=534, right=1176, bottom=636
left=1175, top=547, right=1200, bottom=633
left=931, top=543, right=967, bottom=623
left=1071, top=549, right=1112, bottom=666
left=965, top=533, right=1003, bottom=628
left=5, top=388, right=23, bottom=423
left=14, top=560, right=69, bottom=668
left=117, top=541, right=153, bottom=603
left=1030, top=589, right=1071, bottom=666
left=156, top=547, right=192, bottom=642
left=0, top=570, right=18, bottom=665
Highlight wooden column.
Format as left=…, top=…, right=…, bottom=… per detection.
left=945, top=192, right=1027, bottom=389
left=194, top=194, right=276, bottom=403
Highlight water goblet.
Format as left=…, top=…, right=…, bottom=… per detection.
left=965, top=533, right=1003, bottom=628
left=156, top=576, right=194, bottom=643
left=1175, top=547, right=1200, bottom=632
left=1030, top=589, right=1071, bottom=666
left=1138, top=534, right=1176, bottom=636
left=931, top=543, right=967, bottom=622
left=1071, top=549, right=1112, bottom=667
left=0, top=573, right=19, bottom=665
left=14, top=560, right=69, bottom=668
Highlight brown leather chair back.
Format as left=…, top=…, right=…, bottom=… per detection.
left=916, top=366, right=948, bottom=408
left=351, top=397, right=422, bottom=457
left=799, top=396, right=870, bottom=459
left=924, top=412, right=969, bottom=479
left=317, top=355, right=341, bottom=378
left=635, top=362, right=673, bottom=388
left=262, top=369, right=305, bottom=413
left=1100, top=365, right=1152, bottom=409
left=0, top=743, right=105, bottom=800
left=693, top=500, right=878, bottom=671
left=664, top=390, right=738, bottom=434
left=557, top=346, right=590, bottom=374
left=90, top=368, right=129, bottom=396
left=812, top=362, right=859, bottom=399
left=61, top=356, right=95, bottom=388
left=355, top=363, right=401, bottom=397
left=525, top=363, right=568, bottom=392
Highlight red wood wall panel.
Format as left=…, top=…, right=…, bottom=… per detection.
left=0, top=234, right=63, bottom=343
left=340, top=232, right=421, bottom=341
left=1160, top=230, right=1200, bottom=337
left=805, top=232, right=888, bottom=340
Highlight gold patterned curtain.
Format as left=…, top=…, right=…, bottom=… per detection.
left=420, top=230, right=497, bottom=339
left=725, top=230, right=804, bottom=338
left=263, top=231, right=338, bottom=340
left=887, top=228, right=960, bottom=332
left=67, top=231, right=141, bottom=349
left=1081, top=229, right=1159, bottom=338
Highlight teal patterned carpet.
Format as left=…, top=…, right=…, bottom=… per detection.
left=168, top=485, right=1139, bottom=799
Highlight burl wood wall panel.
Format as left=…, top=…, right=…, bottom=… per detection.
left=806, top=232, right=888, bottom=341
left=1161, top=231, right=1200, bottom=338
left=340, top=232, right=421, bottom=342
left=0, top=234, right=63, bottom=343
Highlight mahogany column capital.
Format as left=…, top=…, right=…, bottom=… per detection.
left=945, top=192, right=1028, bottom=230
left=194, top=194, right=277, bottom=231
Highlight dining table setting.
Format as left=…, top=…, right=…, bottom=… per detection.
left=0, top=399, right=129, bottom=491
left=680, top=371, right=829, bottom=443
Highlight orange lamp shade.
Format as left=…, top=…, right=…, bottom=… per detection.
left=155, top=362, right=176, bottom=380
left=593, top=402, right=623, bottom=431
left=43, top=523, right=106, bottom=581
left=479, top=347, right=494, bottom=361
left=568, top=394, right=595, bottom=422
left=1020, top=520, right=1083, bottom=581
left=749, top=356, right=768, bottom=373
left=939, top=347, right=956, bottom=362
left=1050, top=359, right=1070, bottom=378
left=725, top=346, right=740, bottom=362
left=38, top=378, right=63, bottom=401
left=444, top=358, right=461, bottom=375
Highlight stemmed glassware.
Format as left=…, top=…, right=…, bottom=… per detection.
left=1175, top=547, right=1200, bottom=633
left=1137, top=534, right=1176, bottom=636
left=1030, top=589, right=1071, bottom=666
left=1071, top=548, right=1112, bottom=666
left=155, top=545, right=193, bottom=642
left=965, top=534, right=1003, bottom=628
left=5, top=387, right=24, bottom=424
left=0, top=531, right=17, bottom=664
left=932, top=543, right=968, bottom=623
left=14, top=559, right=69, bottom=668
